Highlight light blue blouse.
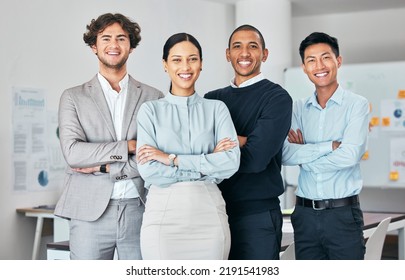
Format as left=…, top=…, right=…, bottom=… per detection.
left=282, top=85, right=370, bottom=199
left=137, top=92, right=240, bottom=188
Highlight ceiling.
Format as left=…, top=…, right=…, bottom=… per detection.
left=203, top=0, right=405, bottom=17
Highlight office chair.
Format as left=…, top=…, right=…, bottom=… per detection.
left=280, top=241, right=295, bottom=260
left=364, top=217, right=391, bottom=260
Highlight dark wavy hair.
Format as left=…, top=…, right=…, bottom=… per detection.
left=83, top=13, right=141, bottom=49
left=299, top=32, right=340, bottom=63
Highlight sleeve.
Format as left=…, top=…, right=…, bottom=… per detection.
left=282, top=100, right=333, bottom=166
left=301, top=98, right=370, bottom=173
left=136, top=103, right=202, bottom=187
left=136, top=102, right=240, bottom=187
left=58, top=90, right=128, bottom=168
left=239, top=91, right=292, bottom=173
left=177, top=102, right=240, bottom=180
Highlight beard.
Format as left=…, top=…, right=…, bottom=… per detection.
left=97, top=54, right=129, bottom=70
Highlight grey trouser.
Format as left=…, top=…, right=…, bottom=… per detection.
left=69, top=198, right=144, bottom=260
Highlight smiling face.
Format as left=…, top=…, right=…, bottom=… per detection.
left=163, top=41, right=202, bottom=96
left=301, top=43, right=341, bottom=93
left=226, top=29, right=268, bottom=87
left=91, top=22, right=132, bottom=73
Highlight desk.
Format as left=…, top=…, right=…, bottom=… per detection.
left=281, top=211, right=405, bottom=260
left=16, top=207, right=69, bottom=260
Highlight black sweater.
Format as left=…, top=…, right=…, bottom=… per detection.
left=205, top=79, right=292, bottom=216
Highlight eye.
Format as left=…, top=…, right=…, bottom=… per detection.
left=172, top=58, right=181, bottom=63
left=250, top=44, right=258, bottom=49
left=232, top=44, right=241, bottom=49
left=190, top=57, right=199, bottom=62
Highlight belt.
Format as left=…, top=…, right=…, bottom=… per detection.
left=295, top=195, right=359, bottom=210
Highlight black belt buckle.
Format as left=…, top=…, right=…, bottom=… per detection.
left=312, top=200, right=326, bottom=210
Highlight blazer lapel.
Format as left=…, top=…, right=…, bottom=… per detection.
left=121, top=75, right=142, bottom=139
left=87, top=76, right=117, bottom=140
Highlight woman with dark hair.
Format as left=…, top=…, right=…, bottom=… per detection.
left=136, top=33, right=240, bottom=259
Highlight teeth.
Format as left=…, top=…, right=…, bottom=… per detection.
left=179, top=74, right=192, bottom=79
left=315, top=72, right=328, bottom=77
left=108, top=52, right=119, bottom=55
left=239, top=61, right=251, bottom=65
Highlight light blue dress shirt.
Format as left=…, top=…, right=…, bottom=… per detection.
left=137, top=92, right=240, bottom=188
left=282, top=85, right=370, bottom=199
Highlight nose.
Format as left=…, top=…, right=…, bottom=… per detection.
left=109, top=39, right=119, bottom=48
left=315, top=59, right=325, bottom=69
left=180, top=60, right=191, bottom=70
left=240, top=46, right=251, bottom=57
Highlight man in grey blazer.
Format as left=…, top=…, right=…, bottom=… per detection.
left=54, top=13, right=164, bottom=260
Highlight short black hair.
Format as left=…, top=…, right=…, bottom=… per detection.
left=299, top=32, right=339, bottom=63
left=228, top=24, right=266, bottom=49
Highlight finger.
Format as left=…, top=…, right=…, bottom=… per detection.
left=297, top=129, right=304, bottom=144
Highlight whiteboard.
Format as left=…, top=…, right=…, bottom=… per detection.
left=283, top=61, right=405, bottom=188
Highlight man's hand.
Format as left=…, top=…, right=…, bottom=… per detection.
left=332, top=141, right=341, bottom=150
left=288, top=129, right=304, bottom=144
left=237, top=136, right=247, bottom=148
left=73, top=166, right=101, bottom=174
left=128, top=140, right=137, bottom=154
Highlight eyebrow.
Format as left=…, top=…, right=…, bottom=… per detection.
left=305, top=51, right=332, bottom=59
left=231, top=41, right=259, bottom=46
left=170, top=54, right=199, bottom=58
left=100, top=34, right=128, bottom=38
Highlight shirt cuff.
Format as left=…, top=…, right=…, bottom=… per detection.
left=318, top=141, right=333, bottom=156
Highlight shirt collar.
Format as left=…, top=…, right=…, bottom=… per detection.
left=97, top=73, right=129, bottom=93
left=165, top=91, right=200, bottom=106
left=230, top=73, right=265, bottom=88
left=306, top=84, right=344, bottom=108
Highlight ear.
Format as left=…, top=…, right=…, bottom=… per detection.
left=301, top=63, right=307, bottom=75
left=162, top=59, right=168, bottom=72
left=226, top=48, right=231, bottom=62
left=337, top=55, right=342, bottom=68
left=91, top=45, right=97, bottom=55
left=262, top=48, right=269, bottom=62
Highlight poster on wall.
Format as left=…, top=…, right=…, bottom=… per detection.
left=12, top=86, right=64, bottom=191
left=390, top=138, right=405, bottom=183
left=380, top=99, right=405, bottom=132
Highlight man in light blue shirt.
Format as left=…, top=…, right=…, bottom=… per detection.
left=282, top=32, right=369, bottom=259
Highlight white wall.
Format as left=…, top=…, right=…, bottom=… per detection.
left=291, top=7, right=405, bottom=212
left=0, top=0, right=235, bottom=260
left=2, top=1, right=405, bottom=260
left=291, top=8, right=405, bottom=66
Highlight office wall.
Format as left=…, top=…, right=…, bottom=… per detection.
left=0, top=0, right=235, bottom=259
left=291, top=8, right=405, bottom=66
left=291, top=7, right=405, bottom=212
left=2, top=1, right=405, bottom=260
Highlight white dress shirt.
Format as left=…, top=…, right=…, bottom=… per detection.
left=98, top=73, right=138, bottom=199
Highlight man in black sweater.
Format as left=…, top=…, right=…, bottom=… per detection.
left=205, top=25, right=292, bottom=260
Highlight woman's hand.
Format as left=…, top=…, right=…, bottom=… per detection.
left=137, top=145, right=169, bottom=165
left=213, top=137, right=237, bottom=153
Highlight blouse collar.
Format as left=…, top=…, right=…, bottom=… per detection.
left=165, top=91, right=201, bottom=106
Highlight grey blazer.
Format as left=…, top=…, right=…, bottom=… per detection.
left=54, top=75, right=164, bottom=221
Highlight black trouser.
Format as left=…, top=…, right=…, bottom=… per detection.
left=228, top=208, right=282, bottom=260
left=291, top=203, right=365, bottom=260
